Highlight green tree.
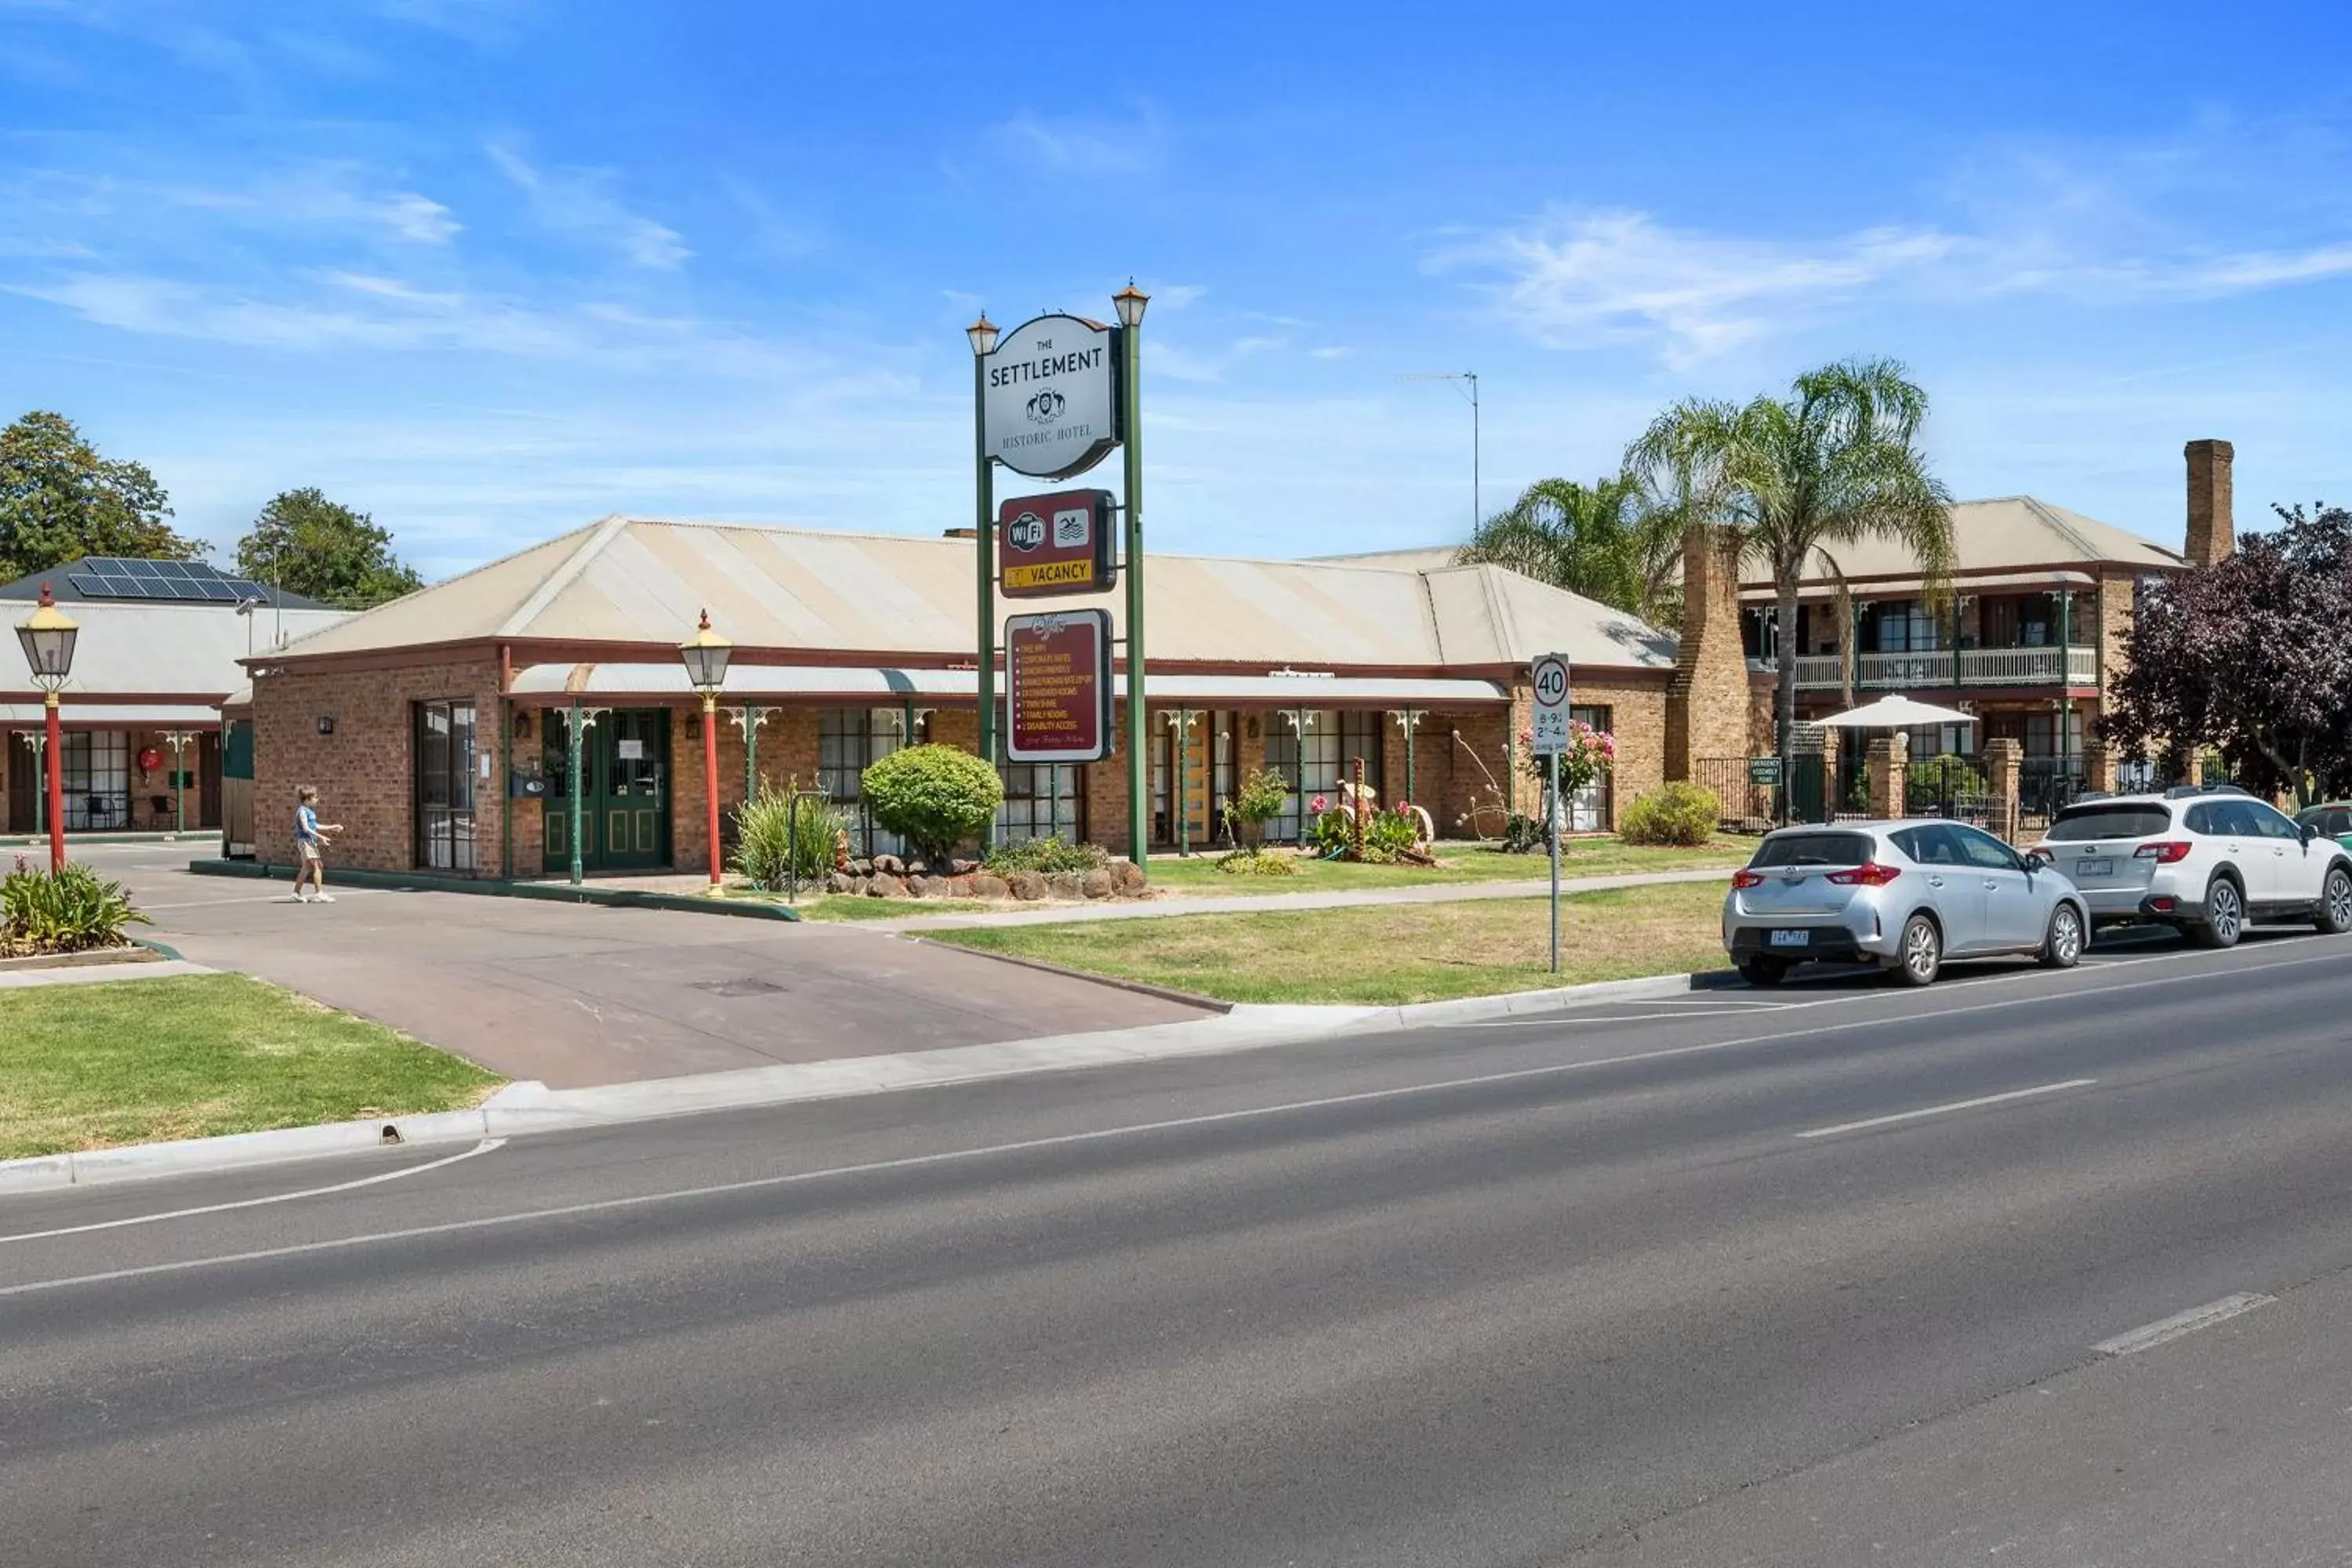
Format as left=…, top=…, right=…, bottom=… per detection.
left=0, top=410, right=202, bottom=580
left=1628, top=358, right=1954, bottom=795
left=235, top=488, right=425, bottom=609
left=1454, top=473, right=1684, bottom=623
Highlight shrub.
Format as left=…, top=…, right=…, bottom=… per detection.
left=1311, top=807, right=1355, bottom=856
left=732, top=784, right=848, bottom=889
left=1500, top=811, right=1552, bottom=855
left=1222, top=767, right=1290, bottom=849
left=860, top=745, right=1005, bottom=864
left=1359, top=808, right=1420, bottom=863
left=1215, top=846, right=1300, bottom=877
left=985, top=834, right=1107, bottom=874
left=1, top=859, right=148, bottom=955
left=1618, top=782, right=1722, bottom=847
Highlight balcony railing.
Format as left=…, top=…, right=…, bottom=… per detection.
left=1760, top=645, right=2097, bottom=691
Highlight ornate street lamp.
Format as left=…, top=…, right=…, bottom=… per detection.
left=1112, top=281, right=1149, bottom=869
left=964, top=312, right=1000, bottom=358
left=1111, top=283, right=1149, bottom=328
left=15, top=585, right=78, bottom=873
left=678, top=609, right=734, bottom=893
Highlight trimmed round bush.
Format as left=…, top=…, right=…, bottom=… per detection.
left=1618, top=781, right=1720, bottom=847
left=859, top=745, right=1005, bottom=865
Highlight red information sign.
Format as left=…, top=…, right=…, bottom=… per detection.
left=998, top=489, right=1116, bottom=598
left=1005, top=609, right=1113, bottom=764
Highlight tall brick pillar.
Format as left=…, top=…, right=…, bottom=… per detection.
left=2185, top=439, right=2234, bottom=567
left=1867, top=733, right=1909, bottom=819
left=1667, top=523, right=1752, bottom=779
left=1983, top=737, right=2023, bottom=844
left=2081, top=737, right=2118, bottom=794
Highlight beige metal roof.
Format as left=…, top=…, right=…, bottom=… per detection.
left=0, top=601, right=347, bottom=703
left=1749, top=497, right=2182, bottom=588
left=0, top=702, right=225, bottom=728
left=274, top=517, right=1677, bottom=673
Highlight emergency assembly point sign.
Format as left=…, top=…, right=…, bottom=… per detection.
left=1005, top=608, right=1113, bottom=763
left=999, top=488, right=1116, bottom=598
left=982, top=314, right=1120, bottom=480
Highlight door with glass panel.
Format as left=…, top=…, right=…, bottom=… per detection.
left=1152, top=712, right=1222, bottom=848
left=414, top=700, right=478, bottom=872
left=542, top=706, right=670, bottom=873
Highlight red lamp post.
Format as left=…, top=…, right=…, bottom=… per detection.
left=16, top=585, right=79, bottom=874
left=678, top=609, right=733, bottom=894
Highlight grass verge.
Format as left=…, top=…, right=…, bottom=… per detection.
left=780, top=895, right=1004, bottom=922
left=0, top=973, right=503, bottom=1160
left=1142, top=838, right=1749, bottom=897
left=933, top=880, right=1732, bottom=1005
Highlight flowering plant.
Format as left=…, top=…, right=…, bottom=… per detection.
left=1309, top=793, right=1329, bottom=815
left=1519, top=720, right=1617, bottom=801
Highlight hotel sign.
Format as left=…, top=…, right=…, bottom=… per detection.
left=982, top=314, right=1120, bottom=479
left=1005, top=608, right=1114, bottom=763
left=998, top=488, right=1116, bottom=598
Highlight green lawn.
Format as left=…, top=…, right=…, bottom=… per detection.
left=932, top=881, right=1732, bottom=1005
left=1139, top=837, right=1750, bottom=897
left=783, top=895, right=1004, bottom=922
left=0, top=974, right=503, bottom=1160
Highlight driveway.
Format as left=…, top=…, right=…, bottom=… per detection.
left=86, top=844, right=1205, bottom=1088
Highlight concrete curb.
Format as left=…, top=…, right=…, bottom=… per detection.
left=0, top=967, right=1740, bottom=1193
left=187, top=857, right=802, bottom=922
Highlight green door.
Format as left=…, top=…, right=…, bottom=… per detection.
left=543, top=708, right=672, bottom=873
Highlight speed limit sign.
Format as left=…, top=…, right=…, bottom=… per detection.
left=1529, top=653, right=1571, bottom=755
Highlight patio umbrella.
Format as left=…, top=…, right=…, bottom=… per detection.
left=1814, top=692, right=1974, bottom=728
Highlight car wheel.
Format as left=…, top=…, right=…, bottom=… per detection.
left=1738, top=957, right=1788, bottom=988
left=1892, top=913, right=1941, bottom=986
left=2038, top=902, right=2084, bottom=968
left=2193, top=876, right=2244, bottom=949
left=2317, top=865, right=2352, bottom=935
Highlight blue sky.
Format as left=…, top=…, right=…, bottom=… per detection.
left=3, top=0, right=2348, bottom=580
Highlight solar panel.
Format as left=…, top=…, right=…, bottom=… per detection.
left=64, top=555, right=295, bottom=603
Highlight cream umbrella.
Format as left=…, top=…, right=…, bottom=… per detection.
left=1814, top=692, right=1973, bottom=728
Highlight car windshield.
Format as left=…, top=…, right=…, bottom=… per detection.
left=2046, top=804, right=2171, bottom=841
left=1752, top=832, right=1875, bottom=868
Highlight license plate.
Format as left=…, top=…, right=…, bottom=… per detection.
left=1768, top=929, right=1811, bottom=949
left=2074, top=858, right=2112, bottom=877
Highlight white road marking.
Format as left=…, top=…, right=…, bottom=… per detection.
left=1, top=943, right=2342, bottom=1298
left=2093, top=1292, right=2274, bottom=1356
left=1795, top=1080, right=2097, bottom=1140
left=0, top=1139, right=506, bottom=1246
left=139, top=888, right=387, bottom=911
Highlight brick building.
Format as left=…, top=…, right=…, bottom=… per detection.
left=2, top=559, right=343, bottom=837
left=244, top=517, right=1682, bottom=877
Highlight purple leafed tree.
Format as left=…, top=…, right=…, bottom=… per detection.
left=2101, top=504, right=2352, bottom=807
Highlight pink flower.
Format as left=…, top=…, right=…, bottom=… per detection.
left=1310, top=794, right=1329, bottom=814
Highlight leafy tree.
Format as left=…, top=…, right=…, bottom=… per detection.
left=1628, top=358, right=1954, bottom=793
left=1455, top=474, right=1684, bottom=623
left=2101, top=503, right=2352, bottom=807
left=235, top=488, right=425, bottom=609
left=859, top=744, right=1004, bottom=864
left=0, top=410, right=202, bottom=580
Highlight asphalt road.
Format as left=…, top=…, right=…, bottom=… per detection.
left=7, top=929, right=2352, bottom=1564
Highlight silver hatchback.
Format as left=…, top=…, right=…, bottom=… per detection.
left=1723, top=821, right=2090, bottom=986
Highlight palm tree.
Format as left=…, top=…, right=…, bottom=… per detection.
left=1455, top=474, right=1685, bottom=624
left=1628, top=358, right=1955, bottom=804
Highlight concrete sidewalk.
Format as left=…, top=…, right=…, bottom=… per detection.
left=862, top=866, right=1737, bottom=931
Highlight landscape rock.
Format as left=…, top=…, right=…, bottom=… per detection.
left=866, top=873, right=906, bottom=898
left=904, top=875, right=930, bottom=898
left=972, top=872, right=1010, bottom=900
left=1113, top=859, right=1148, bottom=893
left=1008, top=869, right=1048, bottom=902
left=1047, top=871, right=1083, bottom=899
left=849, top=858, right=874, bottom=879
left=873, top=854, right=904, bottom=877
left=1080, top=869, right=1114, bottom=899
left=949, top=873, right=978, bottom=897
left=823, top=871, right=852, bottom=895
left=949, top=858, right=979, bottom=876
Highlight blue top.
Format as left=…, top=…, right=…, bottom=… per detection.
left=296, top=804, right=321, bottom=846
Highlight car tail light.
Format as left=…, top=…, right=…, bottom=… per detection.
left=2136, top=841, right=2193, bottom=864
left=2149, top=895, right=2177, bottom=913
left=1826, top=862, right=1902, bottom=887
left=1731, top=869, right=1765, bottom=889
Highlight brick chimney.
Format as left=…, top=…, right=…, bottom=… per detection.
left=1665, top=522, right=1754, bottom=779
left=2184, top=438, right=2234, bottom=567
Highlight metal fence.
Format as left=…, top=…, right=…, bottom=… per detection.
left=2018, top=758, right=2087, bottom=833
left=1690, top=757, right=1779, bottom=834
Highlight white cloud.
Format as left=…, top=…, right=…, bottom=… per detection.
left=487, top=144, right=688, bottom=269
left=984, top=108, right=1163, bottom=176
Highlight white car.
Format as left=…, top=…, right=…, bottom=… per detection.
left=2039, top=788, right=2352, bottom=946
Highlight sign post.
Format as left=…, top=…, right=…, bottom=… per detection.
left=1529, top=653, right=1571, bottom=975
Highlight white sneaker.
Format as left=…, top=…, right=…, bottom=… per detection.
left=313, top=893, right=336, bottom=903
left=294, top=891, right=314, bottom=902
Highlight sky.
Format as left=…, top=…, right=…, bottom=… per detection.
left=2, top=0, right=2349, bottom=581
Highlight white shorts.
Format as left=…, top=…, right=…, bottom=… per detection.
left=299, top=843, right=323, bottom=863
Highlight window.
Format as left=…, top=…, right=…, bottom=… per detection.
left=1265, top=710, right=1341, bottom=843
left=1870, top=600, right=1940, bottom=652
left=413, top=701, right=477, bottom=870
left=819, top=708, right=923, bottom=856
left=1892, top=824, right=1964, bottom=865
left=1952, top=826, right=2024, bottom=871
left=999, top=762, right=1081, bottom=846
left=60, top=731, right=129, bottom=831
left=1565, top=704, right=1613, bottom=831
left=1753, top=832, right=1875, bottom=868
left=2049, top=804, right=2171, bottom=840
left=2247, top=802, right=2302, bottom=840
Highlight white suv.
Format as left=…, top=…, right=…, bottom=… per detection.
left=2039, top=788, right=2352, bottom=946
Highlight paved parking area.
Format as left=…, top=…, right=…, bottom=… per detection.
left=82, top=845, right=1206, bottom=1088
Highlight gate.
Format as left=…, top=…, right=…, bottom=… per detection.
left=1787, top=753, right=1826, bottom=824
left=1691, top=757, right=1775, bottom=834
